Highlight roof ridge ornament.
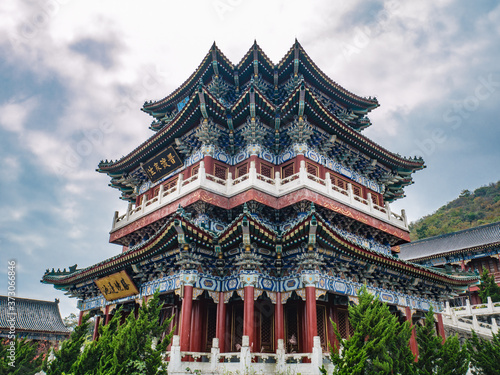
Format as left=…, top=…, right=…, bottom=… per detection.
left=176, top=204, right=185, bottom=217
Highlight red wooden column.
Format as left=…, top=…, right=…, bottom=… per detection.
left=302, top=273, right=318, bottom=353
left=305, top=285, right=317, bottom=352
left=180, top=273, right=198, bottom=351
left=275, top=292, right=284, bottom=351
left=190, top=300, right=203, bottom=352
left=216, top=291, right=227, bottom=353
left=244, top=286, right=255, bottom=351
left=78, top=310, right=84, bottom=326
left=104, top=305, right=111, bottom=325
left=92, top=316, right=101, bottom=341
left=241, top=273, right=258, bottom=352
left=436, top=312, right=446, bottom=344
left=405, top=307, right=419, bottom=361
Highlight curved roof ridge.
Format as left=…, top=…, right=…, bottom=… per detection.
left=98, top=88, right=202, bottom=172
left=143, top=46, right=215, bottom=112
left=42, top=215, right=181, bottom=284
left=296, top=42, right=378, bottom=107
left=300, top=83, right=424, bottom=169
left=312, top=213, right=478, bottom=284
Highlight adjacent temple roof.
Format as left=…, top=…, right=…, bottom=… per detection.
left=399, top=221, right=500, bottom=262
left=0, top=296, right=70, bottom=340
left=96, top=40, right=424, bottom=203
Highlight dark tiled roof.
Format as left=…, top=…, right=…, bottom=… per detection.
left=0, top=296, right=70, bottom=335
left=399, top=222, right=500, bottom=261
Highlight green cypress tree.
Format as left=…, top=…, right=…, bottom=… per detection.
left=467, top=330, right=500, bottom=375
left=71, top=289, right=173, bottom=375
left=326, top=285, right=415, bottom=375
left=478, top=268, right=500, bottom=303
left=415, top=307, right=441, bottom=375
left=415, top=307, right=470, bottom=375
left=0, top=338, right=43, bottom=375
left=436, top=334, right=469, bottom=375
left=43, top=313, right=91, bottom=375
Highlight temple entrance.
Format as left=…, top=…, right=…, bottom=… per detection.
left=230, top=303, right=244, bottom=351
left=255, top=294, right=274, bottom=353
left=284, top=299, right=304, bottom=353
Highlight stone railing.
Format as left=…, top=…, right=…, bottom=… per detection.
left=166, top=335, right=332, bottom=375
left=112, top=160, right=408, bottom=232
left=442, top=297, right=500, bottom=339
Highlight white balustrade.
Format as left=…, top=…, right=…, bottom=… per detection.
left=111, top=163, right=409, bottom=232
left=165, top=335, right=329, bottom=375
left=442, top=298, right=500, bottom=339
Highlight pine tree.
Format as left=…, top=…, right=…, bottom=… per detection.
left=436, top=334, right=469, bottom=375
left=326, top=285, right=415, bottom=375
left=43, top=313, right=91, bottom=375
left=467, top=330, right=500, bottom=375
left=478, top=268, right=500, bottom=303
left=415, top=307, right=441, bottom=375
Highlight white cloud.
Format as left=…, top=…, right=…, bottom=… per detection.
left=4, top=233, right=47, bottom=256
left=0, top=0, right=498, bottom=314
left=0, top=97, right=38, bottom=133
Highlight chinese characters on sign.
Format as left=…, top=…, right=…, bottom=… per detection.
left=95, top=271, right=139, bottom=301
left=142, top=145, right=182, bottom=183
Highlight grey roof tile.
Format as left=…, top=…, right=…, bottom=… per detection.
left=399, top=221, right=500, bottom=261
left=0, top=296, right=70, bottom=334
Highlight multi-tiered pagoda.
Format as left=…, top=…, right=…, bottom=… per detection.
left=42, top=41, right=476, bottom=363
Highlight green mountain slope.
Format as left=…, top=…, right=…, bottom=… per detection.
left=409, top=181, right=500, bottom=241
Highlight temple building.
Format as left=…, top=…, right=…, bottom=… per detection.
left=0, top=296, right=70, bottom=343
left=399, top=221, right=500, bottom=306
left=42, top=41, right=477, bottom=370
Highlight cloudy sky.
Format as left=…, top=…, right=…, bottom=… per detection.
left=1, top=0, right=499, bottom=318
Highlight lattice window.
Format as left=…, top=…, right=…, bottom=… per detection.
left=260, top=302, right=274, bottom=352
left=337, top=309, right=348, bottom=339
left=317, top=305, right=327, bottom=350
left=214, top=164, right=227, bottom=179
left=163, top=177, right=178, bottom=191
left=282, top=163, right=294, bottom=178
left=205, top=305, right=217, bottom=351
left=370, top=192, right=379, bottom=206
left=306, top=162, right=318, bottom=176
left=237, top=163, right=248, bottom=177
left=153, top=187, right=160, bottom=196
left=191, top=165, right=200, bottom=176
left=352, top=184, right=363, bottom=197
left=488, top=259, right=496, bottom=273
left=260, top=163, right=273, bottom=178
left=331, top=175, right=347, bottom=191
